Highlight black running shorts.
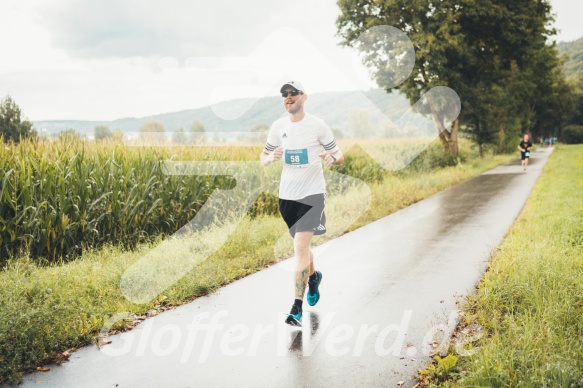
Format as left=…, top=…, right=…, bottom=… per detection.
left=521, top=151, right=530, bottom=160
left=278, top=194, right=327, bottom=238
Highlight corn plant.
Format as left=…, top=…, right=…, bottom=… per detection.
left=0, top=137, right=442, bottom=263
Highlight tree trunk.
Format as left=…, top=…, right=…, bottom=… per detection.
left=448, top=119, right=459, bottom=157
left=436, top=119, right=459, bottom=157
left=498, top=124, right=507, bottom=152
left=431, top=107, right=459, bottom=158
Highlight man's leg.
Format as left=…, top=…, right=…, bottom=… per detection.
left=294, top=231, right=315, bottom=299
left=284, top=195, right=325, bottom=326
left=284, top=231, right=314, bottom=326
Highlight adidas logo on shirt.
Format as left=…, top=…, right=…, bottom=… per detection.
left=282, top=133, right=288, bottom=138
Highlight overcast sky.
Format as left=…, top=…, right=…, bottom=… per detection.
left=0, top=0, right=581, bottom=121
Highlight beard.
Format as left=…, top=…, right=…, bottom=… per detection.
left=285, top=100, right=303, bottom=114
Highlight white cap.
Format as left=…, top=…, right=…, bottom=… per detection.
left=280, top=80, right=305, bottom=93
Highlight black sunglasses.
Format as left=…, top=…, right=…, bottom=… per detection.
left=281, top=90, right=301, bottom=98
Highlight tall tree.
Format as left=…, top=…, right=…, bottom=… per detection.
left=139, top=120, right=166, bottom=144
left=139, top=120, right=166, bottom=133
left=112, top=128, right=124, bottom=142
left=336, top=0, right=556, bottom=156
left=59, top=128, right=80, bottom=142
left=94, top=124, right=113, bottom=140
left=0, top=96, right=36, bottom=143
left=568, top=76, right=583, bottom=126
left=172, top=128, right=188, bottom=144
left=527, top=44, right=576, bottom=139
left=189, top=119, right=206, bottom=144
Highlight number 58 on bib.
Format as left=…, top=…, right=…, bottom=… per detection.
left=284, top=149, right=309, bottom=166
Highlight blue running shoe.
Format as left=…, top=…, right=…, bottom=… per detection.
left=285, top=304, right=302, bottom=326
left=307, top=271, right=322, bottom=306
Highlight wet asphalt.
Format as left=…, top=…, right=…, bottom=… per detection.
left=20, top=147, right=552, bottom=388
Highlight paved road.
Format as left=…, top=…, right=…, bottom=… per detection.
left=21, top=148, right=552, bottom=388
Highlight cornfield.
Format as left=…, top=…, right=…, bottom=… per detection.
left=0, top=139, right=280, bottom=262
left=0, top=136, right=452, bottom=263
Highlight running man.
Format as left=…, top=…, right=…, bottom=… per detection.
left=260, top=81, right=344, bottom=326
left=518, top=133, right=533, bottom=171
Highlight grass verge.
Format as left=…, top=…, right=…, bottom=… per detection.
left=418, top=144, right=583, bottom=387
left=0, top=149, right=514, bottom=384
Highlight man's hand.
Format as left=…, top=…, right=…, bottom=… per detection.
left=271, top=147, right=283, bottom=163
left=261, top=147, right=283, bottom=166
left=319, top=152, right=337, bottom=166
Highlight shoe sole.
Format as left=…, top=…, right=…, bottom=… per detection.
left=285, top=316, right=302, bottom=327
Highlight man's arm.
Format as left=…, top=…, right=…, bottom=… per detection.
left=318, top=123, right=343, bottom=166
left=319, top=149, right=344, bottom=166
left=261, top=124, right=281, bottom=167
left=260, top=147, right=283, bottom=167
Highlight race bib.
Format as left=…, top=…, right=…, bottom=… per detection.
left=285, top=148, right=309, bottom=166
left=525, top=152, right=530, bottom=157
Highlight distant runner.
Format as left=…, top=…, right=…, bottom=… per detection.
left=518, top=134, right=533, bottom=171
left=260, top=81, right=344, bottom=326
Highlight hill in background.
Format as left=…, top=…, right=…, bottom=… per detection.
left=557, top=37, right=583, bottom=78
left=33, top=89, right=410, bottom=138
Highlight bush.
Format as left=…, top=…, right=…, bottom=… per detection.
left=332, top=145, right=386, bottom=183
left=562, top=125, right=583, bottom=144
left=404, top=142, right=468, bottom=172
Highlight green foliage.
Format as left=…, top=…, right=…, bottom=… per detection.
left=524, top=44, right=577, bottom=138
left=0, top=96, right=37, bottom=143
left=139, top=120, right=165, bottom=132
left=405, top=142, right=467, bottom=172
left=138, top=121, right=166, bottom=144
left=332, top=145, right=386, bottom=183
left=557, top=37, right=583, bottom=78
left=336, top=0, right=569, bottom=153
left=561, top=124, right=583, bottom=144
left=172, top=128, right=187, bottom=144
left=572, top=93, right=583, bottom=126
left=112, top=128, right=124, bottom=142
left=248, top=192, right=279, bottom=218
left=419, top=354, right=459, bottom=383
left=189, top=120, right=206, bottom=144
left=566, top=76, right=583, bottom=126
left=94, top=125, right=112, bottom=140
left=190, top=119, right=206, bottom=133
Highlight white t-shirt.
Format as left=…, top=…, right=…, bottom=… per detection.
left=264, top=113, right=339, bottom=200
